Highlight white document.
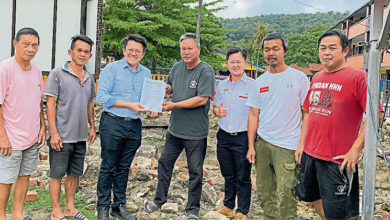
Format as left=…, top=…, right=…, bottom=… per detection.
left=140, top=78, right=166, bottom=112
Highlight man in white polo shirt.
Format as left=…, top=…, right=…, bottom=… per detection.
left=0, top=27, right=46, bottom=220
left=246, top=32, right=309, bottom=220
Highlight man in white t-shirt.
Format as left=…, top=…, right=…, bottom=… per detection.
left=246, top=32, right=309, bottom=220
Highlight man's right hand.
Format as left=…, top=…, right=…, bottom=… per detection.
left=295, top=144, right=304, bottom=164
left=128, top=103, right=147, bottom=113
left=246, top=147, right=256, bottom=164
left=50, top=132, right=63, bottom=151
left=0, top=135, right=12, bottom=156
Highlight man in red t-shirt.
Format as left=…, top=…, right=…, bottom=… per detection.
left=294, top=30, right=375, bottom=220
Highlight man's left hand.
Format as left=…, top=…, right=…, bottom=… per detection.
left=162, top=102, right=176, bottom=111
left=333, top=148, right=360, bottom=173
left=88, top=127, right=96, bottom=145
left=37, top=126, right=46, bottom=149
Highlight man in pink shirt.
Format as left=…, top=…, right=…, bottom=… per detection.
left=0, top=27, right=46, bottom=220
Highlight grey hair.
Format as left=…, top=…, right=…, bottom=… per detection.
left=179, top=33, right=200, bottom=48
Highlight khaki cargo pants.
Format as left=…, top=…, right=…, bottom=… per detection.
left=254, top=137, right=298, bottom=220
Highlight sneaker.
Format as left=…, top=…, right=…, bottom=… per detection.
left=217, top=205, right=235, bottom=218
left=97, top=206, right=109, bottom=220
left=110, top=204, right=137, bottom=220
left=235, top=213, right=246, bottom=220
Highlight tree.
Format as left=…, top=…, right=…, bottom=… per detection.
left=240, top=22, right=274, bottom=77
left=102, top=0, right=228, bottom=73
left=284, top=25, right=328, bottom=67
left=196, top=0, right=202, bottom=39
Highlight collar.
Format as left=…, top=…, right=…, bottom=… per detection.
left=229, top=73, right=252, bottom=84
left=62, top=61, right=90, bottom=81
left=120, top=58, right=143, bottom=73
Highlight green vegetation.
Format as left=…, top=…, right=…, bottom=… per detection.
left=102, top=0, right=228, bottom=72
left=6, top=187, right=94, bottom=219
left=221, top=11, right=348, bottom=41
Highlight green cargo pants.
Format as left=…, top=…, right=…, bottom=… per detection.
left=255, top=137, right=298, bottom=220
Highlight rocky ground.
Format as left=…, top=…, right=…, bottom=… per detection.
left=24, top=103, right=390, bottom=219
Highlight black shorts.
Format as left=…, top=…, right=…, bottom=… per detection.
left=296, top=152, right=359, bottom=220
left=48, top=138, right=86, bottom=178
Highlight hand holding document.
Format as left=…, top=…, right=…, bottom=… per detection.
left=140, top=78, right=166, bottom=112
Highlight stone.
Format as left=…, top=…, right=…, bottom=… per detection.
left=175, top=160, right=187, bottom=167
left=203, top=169, right=209, bottom=177
left=251, top=176, right=257, bottom=191
left=131, top=167, right=138, bottom=174
left=161, top=203, right=179, bottom=213
left=126, top=201, right=139, bottom=213
left=203, top=211, right=229, bottom=220
left=133, top=157, right=152, bottom=169
left=202, top=183, right=217, bottom=205
left=217, top=192, right=225, bottom=200
left=39, top=152, right=48, bottom=160
left=37, top=181, right=46, bottom=186
left=205, top=177, right=218, bottom=186
left=85, top=204, right=95, bottom=211
left=25, top=190, right=37, bottom=202
left=29, top=179, right=37, bottom=186
left=151, top=158, right=158, bottom=168
left=178, top=172, right=188, bottom=181
left=136, top=145, right=157, bottom=158
left=148, top=169, right=158, bottom=178
left=135, top=168, right=151, bottom=181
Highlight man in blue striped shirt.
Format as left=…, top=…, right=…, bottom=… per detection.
left=96, top=34, right=157, bottom=220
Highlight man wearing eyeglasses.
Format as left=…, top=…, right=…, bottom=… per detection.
left=96, top=34, right=158, bottom=220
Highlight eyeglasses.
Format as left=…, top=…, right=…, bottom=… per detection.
left=126, top=48, right=143, bottom=55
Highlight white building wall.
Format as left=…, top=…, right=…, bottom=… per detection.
left=0, top=1, right=13, bottom=60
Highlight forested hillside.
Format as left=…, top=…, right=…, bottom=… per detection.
left=221, top=11, right=348, bottom=41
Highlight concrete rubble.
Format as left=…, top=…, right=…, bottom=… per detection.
left=28, top=103, right=390, bottom=219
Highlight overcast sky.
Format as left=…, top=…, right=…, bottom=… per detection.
left=213, top=0, right=369, bottom=18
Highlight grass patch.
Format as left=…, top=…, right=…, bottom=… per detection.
left=143, top=136, right=164, bottom=145
left=6, top=186, right=95, bottom=219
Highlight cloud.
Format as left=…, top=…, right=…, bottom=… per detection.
left=213, top=0, right=368, bottom=18
left=214, top=0, right=264, bottom=18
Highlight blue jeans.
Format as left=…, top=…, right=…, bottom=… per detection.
left=153, top=132, right=207, bottom=215
left=96, top=112, right=142, bottom=209
left=217, top=129, right=252, bottom=215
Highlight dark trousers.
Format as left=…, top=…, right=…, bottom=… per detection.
left=153, top=132, right=207, bottom=215
left=97, top=112, right=142, bottom=209
left=217, top=129, right=252, bottom=214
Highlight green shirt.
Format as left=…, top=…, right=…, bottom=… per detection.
left=167, top=60, right=215, bottom=140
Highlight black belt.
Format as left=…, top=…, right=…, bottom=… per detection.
left=221, top=129, right=246, bottom=136
left=105, top=112, right=139, bottom=121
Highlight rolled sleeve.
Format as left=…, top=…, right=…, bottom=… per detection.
left=43, top=70, right=60, bottom=98
left=246, top=84, right=260, bottom=109
left=90, top=77, right=97, bottom=101
left=213, top=83, right=222, bottom=107
left=0, top=69, right=9, bottom=104
left=197, top=67, right=215, bottom=98
left=300, top=76, right=310, bottom=105
left=96, top=65, right=117, bottom=107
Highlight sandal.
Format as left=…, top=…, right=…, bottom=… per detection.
left=64, top=211, right=87, bottom=220
left=143, top=200, right=158, bottom=213
left=186, top=213, right=199, bottom=220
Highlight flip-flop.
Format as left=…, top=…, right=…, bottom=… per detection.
left=48, top=217, right=66, bottom=220
left=64, top=211, right=87, bottom=220
left=143, top=200, right=158, bottom=213
left=186, top=214, right=199, bottom=220
left=23, top=217, right=32, bottom=220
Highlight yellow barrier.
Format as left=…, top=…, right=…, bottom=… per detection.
left=152, top=74, right=168, bottom=81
